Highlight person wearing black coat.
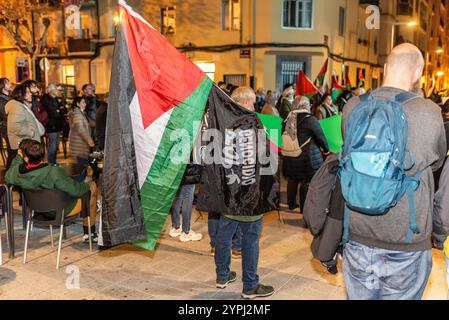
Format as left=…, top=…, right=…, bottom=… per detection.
left=41, top=84, right=64, bottom=164
left=303, top=154, right=344, bottom=275
left=96, top=101, right=108, bottom=151
left=0, top=78, right=12, bottom=166
left=282, top=96, right=330, bottom=212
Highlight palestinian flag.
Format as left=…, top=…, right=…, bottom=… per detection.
left=257, top=113, right=282, bottom=153
left=319, top=115, right=343, bottom=153
left=314, top=58, right=328, bottom=93
left=101, top=1, right=278, bottom=250
left=296, top=70, right=319, bottom=99
left=100, top=1, right=213, bottom=250
left=358, top=69, right=365, bottom=88
left=345, top=71, right=352, bottom=90
left=331, top=73, right=345, bottom=103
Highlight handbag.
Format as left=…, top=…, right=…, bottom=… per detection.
left=281, top=114, right=311, bottom=157
left=281, top=134, right=311, bottom=157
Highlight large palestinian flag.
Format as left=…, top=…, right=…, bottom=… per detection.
left=100, top=1, right=212, bottom=250
left=100, top=1, right=278, bottom=250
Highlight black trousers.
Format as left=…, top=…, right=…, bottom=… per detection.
left=287, top=178, right=310, bottom=212
left=6, top=148, right=17, bottom=170
left=2, top=127, right=13, bottom=169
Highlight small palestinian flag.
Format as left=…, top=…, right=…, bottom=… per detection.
left=345, top=71, right=352, bottom=90
left=296, top=70, right=319, bottom=99
left=331, top=73, right=345, bottom=103
left=358, top=69, right=365, bottom=88
left=314, top=58, right=328, bottom=93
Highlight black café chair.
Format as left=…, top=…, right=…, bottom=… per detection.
left=0, top=167, right=11, bottom=264
left=22, top=189, right=93, bottom=270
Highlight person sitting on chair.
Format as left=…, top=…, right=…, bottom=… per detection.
left=5, top=139, right=98, bottom=243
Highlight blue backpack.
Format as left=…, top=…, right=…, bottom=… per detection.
left=339, top=92, right=421, bottom=244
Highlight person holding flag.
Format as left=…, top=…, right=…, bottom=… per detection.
left=316, top=94, right=338, bottom=120
left=279, top=84, right=295, bottom=121
left=101, top=2, right=279, bottom=301
left=357, top=69, right=365, bottom=88
left=212, top=86, right=276, bottom=299
left=314, top=58, right=329, bottom=94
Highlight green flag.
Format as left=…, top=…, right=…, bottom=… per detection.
left=319, top=114, right=343, bottom=153
left=257, top=113, right=283, bottom=152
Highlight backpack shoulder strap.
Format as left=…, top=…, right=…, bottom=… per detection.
left=297, top=114, right=312, bottom=127
left=394, top=92, right=420, bottom=104
left=359, top=92, right=372, bottom=103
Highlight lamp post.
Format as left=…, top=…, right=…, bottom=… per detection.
left=391, top=21, right=417, bottom=51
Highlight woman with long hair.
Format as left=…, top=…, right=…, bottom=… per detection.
left=68, top=96, right=95, bottom=180
left=5, top=82, right=45, bottom=168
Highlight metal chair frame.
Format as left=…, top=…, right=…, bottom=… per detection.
left=22, top=189, right=92, bottom=270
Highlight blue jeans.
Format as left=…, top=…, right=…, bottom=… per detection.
left=172, top=184, right=195, bottom=233
left=47, top=132, right=60, bottom=164
left=215, top=215, right=263, bottom=291
left=73, top=157, right=89, bottom=182
left=343, top=241, right=432, bottom=300
left=208, top=211, right=242, bottom=250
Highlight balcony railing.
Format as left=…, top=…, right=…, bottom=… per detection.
left=359, top=0, right=379, bottom=6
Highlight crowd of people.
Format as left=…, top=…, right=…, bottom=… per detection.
left=0, top=78, right=108, bottom=242
left=173, top=44, right=449, bottom=300
left=1, top=42, right=449, bottom=301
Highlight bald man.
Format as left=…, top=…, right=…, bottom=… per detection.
left=230, top=87, right=256, bottom=111
left=214, top=85, right=275, bottom=299
left=341, top=43, right=447, bottom=300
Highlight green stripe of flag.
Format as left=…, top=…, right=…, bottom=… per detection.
left=256, top=113, right=282, bottom=148
left=134, top=77, right=213, bottom=250
left=319, top=114, right=343, bottom=153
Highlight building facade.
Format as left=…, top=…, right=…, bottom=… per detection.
left=2, top=0, right=449, bottom=94
left=125, top=0, right=381, bottom=91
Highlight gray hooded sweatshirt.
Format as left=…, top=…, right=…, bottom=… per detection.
left=342, top=87, right=446, bottom=252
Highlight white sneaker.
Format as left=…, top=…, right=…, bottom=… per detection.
left=169, top=227, right=182, bottom=238
left=179, top=230, right=203, bottom=242
left=96, top=200, right=102, bottom=214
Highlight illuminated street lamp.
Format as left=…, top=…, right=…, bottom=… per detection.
left=113, top=13, right=121, bottom=26
left=391, top=21, right=417, bottom=50
left=425, top=49, right=447, bottom=92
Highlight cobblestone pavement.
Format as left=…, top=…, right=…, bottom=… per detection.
left=0, top=198, right=447, bottom=300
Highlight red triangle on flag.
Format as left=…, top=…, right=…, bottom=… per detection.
left=120, top=2, right=206, bottom=129
left=296, top=70, right=318, bottom=97
left=331, top=74, right=345, bottom=90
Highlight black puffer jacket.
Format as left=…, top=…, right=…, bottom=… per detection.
left=41, top=94, right=63, bottom=133
left=282, top=111, right=329, bottom=182
left=181, top=163, right=201, bottom=185
left=0, top=93, right=8, bottom=129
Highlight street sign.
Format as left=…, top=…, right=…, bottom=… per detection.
left=240, top=48, right=251, bottom=59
